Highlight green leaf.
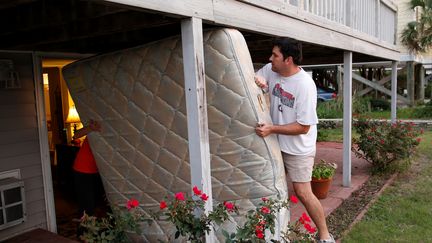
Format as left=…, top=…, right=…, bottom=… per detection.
left=222, top=230, right=230, bottom=238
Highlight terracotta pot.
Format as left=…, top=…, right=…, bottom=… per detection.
left=311, top=177, right=333, bottom=199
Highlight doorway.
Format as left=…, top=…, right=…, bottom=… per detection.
left=41, top=58, right=107, bottom=241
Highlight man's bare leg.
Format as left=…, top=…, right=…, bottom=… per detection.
left=293, top=182, right=330, bottom=240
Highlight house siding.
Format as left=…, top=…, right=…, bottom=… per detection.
left=0, top=52, right=48, bottom=240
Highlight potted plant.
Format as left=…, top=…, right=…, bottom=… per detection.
left=311, top=159, right=337, bottom=199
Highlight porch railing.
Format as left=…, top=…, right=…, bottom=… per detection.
left=298, top=0, right=397, bottom=44
left=239, top=0, right=397, bottom=45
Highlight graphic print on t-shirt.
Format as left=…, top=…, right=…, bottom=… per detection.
left=272, top=83, right=295, bottom=108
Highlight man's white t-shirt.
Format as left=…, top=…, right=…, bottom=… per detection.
left=256, top=63, right=318, bottom=156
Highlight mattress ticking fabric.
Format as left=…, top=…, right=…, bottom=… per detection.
left=63, top=28, right=288, bottom=242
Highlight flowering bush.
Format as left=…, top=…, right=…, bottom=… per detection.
left=80, top=187, right=316, bottom=243
left=352, top=115, right=422, bottom=174
left=223, top=195, right=316, bottom=242
left=152, top=186, right=236, bottom=241
left=79, top=199, right=149, bottom=243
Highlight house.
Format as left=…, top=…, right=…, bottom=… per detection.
left=0, top=0, right=400, bottom=240
left=395, top=0, right=432, bottom=104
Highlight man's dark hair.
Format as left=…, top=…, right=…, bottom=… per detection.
left=273, top=37, right=302, bottom=65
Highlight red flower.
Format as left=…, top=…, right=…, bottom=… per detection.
left=417, top=138, right=422, bottom=143
left=193, top=186, right=202, bottom=196
left=304, top=223, right=317, bottom=233
left=200, top=193, right=208, bottom=201
left=224, top=201, right=235, bottom=212
left=126, top=198, right=139, bottom=210
left=260, top=206, right=270, bottom=214
left=261, top=197, right=268, bottom=202
left=259, top=220, right=266, bottom=225
left=290, top=195, right=299, bottom=204
left=301, top=212, right=311, bottom=223
left=159, top=201, right=167, bottom=210
left=255, top=229, right=264, bottom=239
left=175, top=192, right=185, bottom=201
left=299, top=217, right=305, bottom=225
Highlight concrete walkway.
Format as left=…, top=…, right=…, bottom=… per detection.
left=288, top=141, right=371, bottom=222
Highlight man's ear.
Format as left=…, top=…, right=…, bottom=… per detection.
left=283, top=56, right=292, bottom=64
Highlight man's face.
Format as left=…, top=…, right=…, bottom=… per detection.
left=269, top=46, right=289, bottom=73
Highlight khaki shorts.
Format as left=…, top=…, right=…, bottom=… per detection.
left=282, top=152, right=315, bottom=182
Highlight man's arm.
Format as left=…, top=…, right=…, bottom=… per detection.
left=73, top=120, right=101, bottom=139
left=255, top=122, right=310, bottom=137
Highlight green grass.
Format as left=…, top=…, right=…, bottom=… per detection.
left=342, top=130, right=432, bottom=242
left=364, top=108, right=426, bottom=119
left=317, top=128, right=359, bottom=143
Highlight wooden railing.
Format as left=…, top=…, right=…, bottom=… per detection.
left=296, top=0, right=397, bottom=44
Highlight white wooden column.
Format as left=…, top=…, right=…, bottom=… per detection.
left=343, top=51, right=352, bottom=187
left=391, top=61, right=398, bottom=123
left=181, top=17, right=214, bottom=242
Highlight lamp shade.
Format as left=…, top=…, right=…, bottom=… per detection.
left=65, top=105, right=80, bottom=123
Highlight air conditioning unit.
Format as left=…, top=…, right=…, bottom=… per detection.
left=0, top=178, right=26, bottom=230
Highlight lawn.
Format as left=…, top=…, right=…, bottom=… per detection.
left=342, top=130, right=432, bottom=242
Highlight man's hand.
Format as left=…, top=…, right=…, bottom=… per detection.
left=89, top=119, right=102, bottom=132
left=255, top=123, right=273, bottom=137
left=254, top=75, right=268, bottom=90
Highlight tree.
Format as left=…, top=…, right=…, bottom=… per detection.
left=400, top=0, right=432, bottom=53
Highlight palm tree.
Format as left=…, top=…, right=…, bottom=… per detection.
left=400, top=0, right=432, bottom=53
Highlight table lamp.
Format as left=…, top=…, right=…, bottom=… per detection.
left=65, top=105, right=80, bottom=133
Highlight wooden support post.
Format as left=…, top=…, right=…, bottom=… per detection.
left=181, top=17, right=214, bottom=242
left=343, top=51, right=352, bottom=187
left=391, top=61, right=398, bottom=123
left=336, top=65, right=342, bottom=99
left=407, top=61, right=415, bottom=106
left=417, top=65, right=425, bottom=102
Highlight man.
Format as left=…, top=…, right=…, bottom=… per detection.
left=254, top=37, right=334, bottom=243
left=72, top=119, right=106, bottom=239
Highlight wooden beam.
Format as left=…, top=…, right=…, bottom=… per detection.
left=181, top=17, right=214, bottom=242
left=356, top=75, right=391, bottom=96
left=343, top=51, right=352, bottom=187
left=105, top=0, right=214, bottom=20
left=357, top=66, right=406, bottom=96
left=339, top=67, right=410, bottom=104
left=407, top=61, right=415, bottom=106
left=417, top=65, right=425, bottom=101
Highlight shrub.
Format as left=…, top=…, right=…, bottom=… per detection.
left=352, top=115, right=423, bottom=174
left=222, top=196, right=316, bottom=242
left=353, top=96, right=371, bottom=114
left=317, top=99, right=343, bottom=118
left=317, top=129, right=329, bottom=142
left=370, top=98, right=390, bottom=111
left=79, top=199, right=150, bottom=243
left=412, top=101, right=432, bottom=118
left=80, top=187, right=317, bottom=242
left=152, top=187, right=232, bottom=241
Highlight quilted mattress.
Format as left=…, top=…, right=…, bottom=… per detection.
left=63, top=28, right=288, bottom=242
